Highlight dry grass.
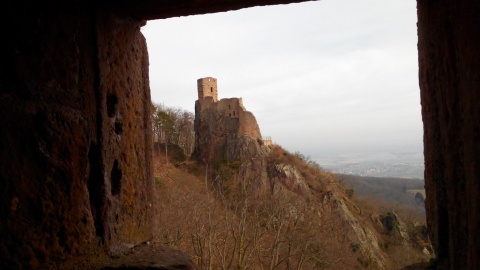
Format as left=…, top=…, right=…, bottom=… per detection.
left=153, top=150, right=359, bottom=269
left=153, top=145, right=433, bottom=270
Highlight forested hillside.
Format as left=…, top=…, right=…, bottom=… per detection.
left=336, top=174, right=426, bottom=219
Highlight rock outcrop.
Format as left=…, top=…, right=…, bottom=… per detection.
left=267, top=163, right=309, bottom=195
left=324, top=192, right=389, bottom=269
left=103, top=242, right=199, bottom=270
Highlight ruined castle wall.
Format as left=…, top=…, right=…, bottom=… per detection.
left=196, top=96, right=216, bottom=111
left=238, top=98, right=246, bottom=110
left=216, top=98, right=262, bottom=140
left=239, top=111, right=262, bottom=140
left=217, top=98, right=243, bottom=118
left=193, top=93, right=263, bottom=166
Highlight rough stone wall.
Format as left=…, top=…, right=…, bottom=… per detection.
left=198, top=96, right=262, bottom=141
left=95, top=10, right=155, bottom=255
left=216, top=98, right=242, bottom=118
left=193, top=92, right=264, bottom=160
left=239, top=110, right=263, bottom=139
left=195, top=77, right=261, bottom=142
left=0, top=3, right=154, bottom=268
left=417, top=0, right=480, bottom=269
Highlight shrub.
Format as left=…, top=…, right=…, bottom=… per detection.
left=381, top=212, right=399, bottom=232
left=155, top=176, right=165, bottom=188
left=350, top=242, right=361, bottom=253
left=346, top=188, right=355, bottom=199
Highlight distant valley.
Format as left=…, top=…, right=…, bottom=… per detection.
left=336, top=173, right=426, bottom=219
left=315, top=151, right=426, bottom=219
left=315, top=150, right=424, bottom=179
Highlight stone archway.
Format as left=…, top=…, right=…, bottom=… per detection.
left=0, top=1, right=478, bottom=269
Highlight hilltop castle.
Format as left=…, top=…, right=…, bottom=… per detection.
left=195, top=77, right=263, bottom=140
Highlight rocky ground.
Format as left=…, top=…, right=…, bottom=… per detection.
left=102, top=242, right=198, bottom=270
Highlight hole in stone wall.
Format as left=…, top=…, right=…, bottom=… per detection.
left=115, top=121, right=123, bottom=135
left=111, top=159, right=122, bottom=196
left=107, top=93, right=118, bottom=118
left=58, top=227, right=67, bottom=252
left=87, top=142, right=105, bottom=238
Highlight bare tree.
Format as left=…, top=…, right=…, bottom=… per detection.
left=152, top=103, right=195, bottom=157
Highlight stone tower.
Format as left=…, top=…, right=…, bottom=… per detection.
left=197, top=77, right=218, bottom=101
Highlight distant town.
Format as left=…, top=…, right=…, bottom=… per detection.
left=316, top=150, right=424, bottom=179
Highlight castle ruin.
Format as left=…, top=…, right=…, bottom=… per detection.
left=196, top=77, right=262, bottom=140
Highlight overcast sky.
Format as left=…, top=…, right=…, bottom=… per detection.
left=141, top=0, right=422, bottom=160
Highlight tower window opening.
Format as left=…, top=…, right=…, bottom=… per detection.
left=211, top=87, right=213, bottom=92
